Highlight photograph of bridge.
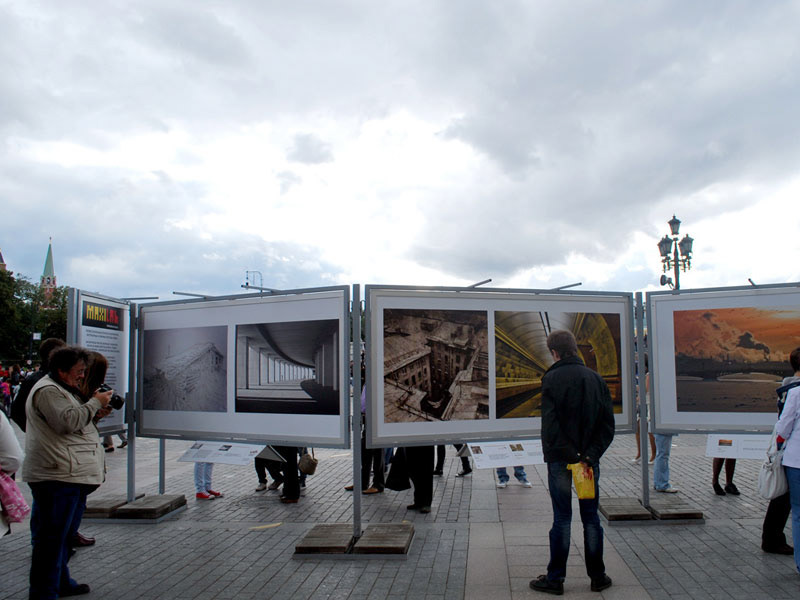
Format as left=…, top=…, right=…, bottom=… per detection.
left=674, top=307, right=799, bottom=412
left=495, top=311, right=622, bottom=418
left=383, top=309, right=489, bottom=422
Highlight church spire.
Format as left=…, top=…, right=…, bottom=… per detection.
left=41, top=238, right=56, bottom=303
left=0, top=247, right=6, bottom=271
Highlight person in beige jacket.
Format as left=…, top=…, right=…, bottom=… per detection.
left=22, top=346, right=112, bottom=600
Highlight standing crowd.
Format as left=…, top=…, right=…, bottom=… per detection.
left=2, top=331, right=800, bottom=600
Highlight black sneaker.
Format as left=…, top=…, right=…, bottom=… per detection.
left=590, top=574, right=612, bottom=592
left=724, top=483, right=740, bottom=496
left=530, top=575, right=563, bottom=595
left=456, top=468, right=473, bottom=477
left=762, top=543, right=794, bottom=555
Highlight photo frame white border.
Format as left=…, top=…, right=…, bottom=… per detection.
left=136, top=286, right=351, bottom=448
left=366, top=285, right=635, bottom=447
left=647, top=283, right=800, bottom=434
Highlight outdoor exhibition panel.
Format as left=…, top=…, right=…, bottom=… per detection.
left=137, top=287, right=351, bottom=448
left=67, top=288, right=131, bottom=435
left=647, top=283, right=800, bottom=434
left=366, top=285, right=635, bottom=447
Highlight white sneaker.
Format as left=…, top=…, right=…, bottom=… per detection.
left=655, top=486, right=679, bottom=493
left=496, top=481, right=507, bottom=488
left=520, top=479, right=532, bottom=488
left=631, top=457, right=641, bottom=464
left=255, top=482, right=267, bottom=492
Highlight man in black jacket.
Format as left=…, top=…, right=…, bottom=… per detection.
left=530, top=330, right=615, bottom=596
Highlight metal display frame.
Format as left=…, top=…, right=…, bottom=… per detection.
left=365, top=284, right=636, bottom=448
left=136, top=285, right=351, bottom=449
left=647, top=281, right=800, bottom=434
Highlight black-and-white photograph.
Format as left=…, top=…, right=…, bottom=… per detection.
left=235, top=320, right=340, bottom=415
left=142, top=325, right=228, bottom=412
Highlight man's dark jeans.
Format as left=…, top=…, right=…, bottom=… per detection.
left=29, top=481, right=89, bottom=599
left=546, top=462, right=605, bottom=582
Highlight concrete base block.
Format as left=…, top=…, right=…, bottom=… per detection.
left=295, top=524, right=355, bottom=554
left=353, top=523, right=414, bottom=554
left=648, top=496, right=704, bottom=520
left=84, top=494, right=145, bottom=518
left=600, top=497, right=654, bottom=521
left=113, top=494, right=186, bottom=520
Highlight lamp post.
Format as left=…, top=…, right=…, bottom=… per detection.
left=657, top=215, right=694, bottom=290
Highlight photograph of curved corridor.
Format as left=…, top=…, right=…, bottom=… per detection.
left=235, top=319, right=340, bottom=415
left=383, top=309, right=489, bottom=423
left=495, top=311, right=622, bottom=418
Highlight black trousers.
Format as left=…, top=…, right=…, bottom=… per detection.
left=406, top=445, right=434, bottom=507
left=274, top=446, right=300, bottom=500
left=435, top=445, right=446, bottom=471
left=762, top=491, right=792, bottom=548
left=361, top=433, right=385, bottom=491
left=254, top=456, right=285, bottom=483
left=453, top=444, right=471, bottom=470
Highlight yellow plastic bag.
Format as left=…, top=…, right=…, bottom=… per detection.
left=567, top=463, right=595, bottom=500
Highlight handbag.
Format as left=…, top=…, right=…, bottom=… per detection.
left=298, top=449, right=318, bottom=475
left=757, top=427, right=788, bottom=500
left=385, top=447, right=411, bottom=491
left=0, top=471, right=31, bottom=523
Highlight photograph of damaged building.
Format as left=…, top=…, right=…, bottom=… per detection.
left=383, top=309, right=489, bottom=422
left=142, top=325, right=228, bottom=412
left=495, top=311, right=622, bottom=418
left=235, top=319, right=341, bottom=415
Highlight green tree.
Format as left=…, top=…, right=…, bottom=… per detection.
left=0, top=270, right=67, bottom=364
left=0, top=269, right=27, bottom=361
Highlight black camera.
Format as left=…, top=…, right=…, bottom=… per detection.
left=97, top=383, right=125, bottom=410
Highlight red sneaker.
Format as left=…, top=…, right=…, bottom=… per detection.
left=196, top=492, right=215, bottom=500
left=206, top=489, right=223, bottom=497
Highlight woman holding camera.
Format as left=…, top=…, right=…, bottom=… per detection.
left=22, top=346, right=112, bottom=599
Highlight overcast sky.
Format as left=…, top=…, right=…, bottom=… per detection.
left=2, top=1, right=799, bottom=301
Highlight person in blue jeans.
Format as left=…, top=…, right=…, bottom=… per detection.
left=496, top=466, right=531, bottom=488
left=530, top=330, right=614, bottom=596
left=653, top=434, right=678, bottom=492
left=648, top=368, right=679, bottom=493
left=194, top=462, right=222, bottom=500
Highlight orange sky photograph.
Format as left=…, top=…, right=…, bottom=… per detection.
left=673, top=307, right=800, bottom=364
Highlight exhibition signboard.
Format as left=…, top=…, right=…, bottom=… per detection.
left=67, top=289, right=130, bottom=434
left=366, top=285, right=635, bottom=447
left=137, top=287, right=350, bottom=448
left=648, top=283, right=799, bottom=433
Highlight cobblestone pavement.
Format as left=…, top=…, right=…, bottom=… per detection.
left=1, top=432, right=798, bottom=599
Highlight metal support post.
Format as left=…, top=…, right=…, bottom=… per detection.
left=352, top=284, right=363, bottom=541
left=635, top=292, right=651, bottom=507
left=159, top=438, right=166, bottom=495
left=126, top=303, right=137, bottom=503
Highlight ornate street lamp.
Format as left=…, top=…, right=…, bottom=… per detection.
left=658, top=215, right=693, bottom=290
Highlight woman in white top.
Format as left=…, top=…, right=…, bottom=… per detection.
left=776, top=384, right=800, bottom=574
